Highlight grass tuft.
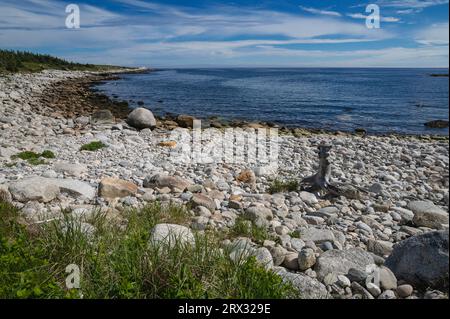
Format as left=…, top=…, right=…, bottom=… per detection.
left=268, top=179, right=299, bottom=194
left=10, top=150, right=55, bottom=166
left=228, top=217, right=274, bottom=244
left=80, top=141, right=108, bottom=152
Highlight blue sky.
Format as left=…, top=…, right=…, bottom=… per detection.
left=0, top=0, right=448, bottom=67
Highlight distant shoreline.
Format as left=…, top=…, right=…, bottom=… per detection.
left=38, top=68, right=449, bottom=141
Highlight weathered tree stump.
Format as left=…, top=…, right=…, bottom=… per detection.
left=300, top=143, right=343, bottom=198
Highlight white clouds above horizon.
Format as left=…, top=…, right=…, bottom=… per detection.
left=0, top=0, right=448, bottom=68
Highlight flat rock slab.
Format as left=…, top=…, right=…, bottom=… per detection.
left=49, top=178, right=96, bottom=200
left=9, top=177, right=60, bottom=203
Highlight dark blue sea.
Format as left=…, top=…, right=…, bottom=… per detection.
left=95, top=68, right=449, bottom=135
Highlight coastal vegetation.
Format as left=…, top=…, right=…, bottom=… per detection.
left=0, top=200, right=298, bottom=299
left=80, top=141, right=108, bottom=152
left=0, top=50, right=121, bottom=73
left=268, top=179, right=299, bottom=194
left=11, top=150, right=56, bottom=166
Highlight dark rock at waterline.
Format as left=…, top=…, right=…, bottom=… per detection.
left=354, top=128, right=367, bottom=135
left=176, top=114, right=197, bottom=128
left=91, top=109, right=115, bottom=124
left=424, top=120, right=449, bottom=129
left=385, top=230, right=449, bottom=291
left=137, top=101, right=144, bottom=106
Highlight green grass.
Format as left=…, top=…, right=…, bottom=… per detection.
left=0, top=200, right=298, bottom=299
left=268, top=179, right=299, bottom=194
left=10, top=150, right=56, bottom=166
left=229, top=217, right=274, bottom=244
left=0, top=50, right=124, bottom=74
left=80, top=141, right=108, bottom=152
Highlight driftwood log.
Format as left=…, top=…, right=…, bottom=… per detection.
left=299, top=142, right=366, bottom=199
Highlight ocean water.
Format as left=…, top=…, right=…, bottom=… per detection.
left=94, top=68, right=449, bottom=135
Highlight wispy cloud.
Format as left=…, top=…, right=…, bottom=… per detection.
left=415, top=22, right=449, bottom=45
left=0, top=0, right=447, bottom=67
left=347, top=13, right=401, bottom=22
left=298, top=6, right=342, bottom=17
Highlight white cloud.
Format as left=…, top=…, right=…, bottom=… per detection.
left=376, top=0, right=449, bottom=8
left=298, top=6, right=342, bottom=17
left=347, top=13, right=401, bottom=22
left=415, top=22, right=450, bottom=45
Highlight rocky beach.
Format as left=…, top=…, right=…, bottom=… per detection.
left=0, top=69, right=449, bottom=299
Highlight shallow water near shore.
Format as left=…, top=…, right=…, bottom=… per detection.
left=95, top=68, right=449, bottom=135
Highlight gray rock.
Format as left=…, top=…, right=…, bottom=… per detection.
left=282, top=253, right=299, bottom=270
left=9, top=177, right=60, bottom=203
left=408, top=201, right=449, bottom=229
left=379, top=266, right=398, bottom=290
left=378, top=290, right=397, bottom=299
left=0, top=184, right=12, bottom=203
left=299, top=191, right=318, bottom=205
left=127, top=107, right=156, bottom=130
left=366, top=283, right=381, bottom=297
left=367, top=239, right=394, bottom=257
left=269, top=246, right=287, bottom=266
left=149, top=223, right=195, bottom=248
left=315, top=248, right=375, bottom=280
left=276, top=271, right=329, bottom=299
left=368, top=183, right=383, bottom=194
left=299, top=228, right=335, bottom=244
left=54, top=162, right=87, bottom=177
left=396, top=284, right=414, bottom=298
left=392, top=207, right=415, bottom=223
left=91, top=109, right=114, bottom=124
left=253, top=247, right=274, bottom=269
left=143, top=174, right=191, bottom=191
left=190, top=194, right=216, bottom=212
left=50, top=178, right=96, bottom=200
left=347, top=268, right=368, bottom=283
left=298, top=248, right=316, bottom=271
left=385, top=230, right=449, bottom=290
left=244, top=205, right=273, bottom=226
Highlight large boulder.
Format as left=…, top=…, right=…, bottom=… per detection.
left=315, top=248, right=375, bottom=280
left=408, top=201, right=448, bottom=230
left=149, top=223, right=195, bottom=248
left=244, top=205, right=273, bottom=227
left=385, top=230, right=449, bottom=290
left=8, top=177, right=60, bottom=203
left=127, top=108, right=156, bottom=130
left=98, top=177, right=138, bottom=199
